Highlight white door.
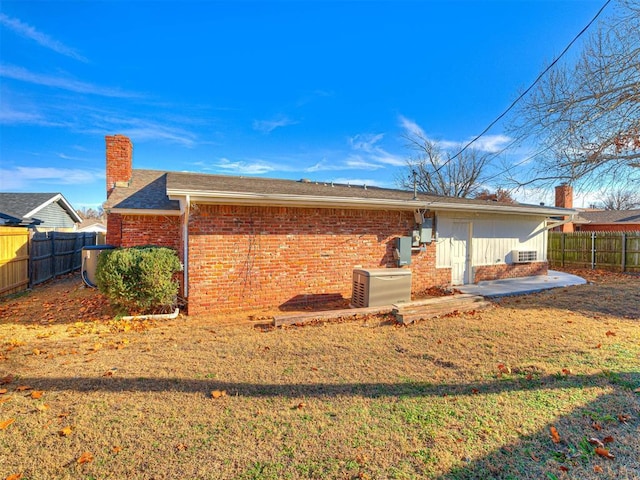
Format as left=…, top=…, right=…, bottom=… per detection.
left=451, top=222, right=470, bottom=285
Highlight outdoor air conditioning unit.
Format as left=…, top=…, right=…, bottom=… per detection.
left=351, top=268, right=412, bottom=308
left=512, top=250, right=537, bottom=264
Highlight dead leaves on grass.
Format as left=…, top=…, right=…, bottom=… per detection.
left=0, top=418, right=16, bottom=430
left=550, top=425, right=561, bottom=443
left=210, top=390, right=227, bottom=399
left=595, top=447, right=615, bottom=459
left=77, top=451, right=94, bottom=464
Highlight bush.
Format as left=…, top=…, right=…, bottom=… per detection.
left=96, top=246, right=181, bottom=315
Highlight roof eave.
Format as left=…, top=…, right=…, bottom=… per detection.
left=167, top=189, right=577, bottom=216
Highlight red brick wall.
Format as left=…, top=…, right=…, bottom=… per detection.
left=474, top=262, right=548, bottom=283
left=187, top=204, right=450, bottom=314
left=106, top=213, right=123, bottom=246
left=576, top=224, right=640, bottom=232
left=106, top=135, right=132, bottom=197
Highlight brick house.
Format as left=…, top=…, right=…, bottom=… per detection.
left=554, top=184, right=640, bottom=232
left=103, top=135, right=576, bottom=315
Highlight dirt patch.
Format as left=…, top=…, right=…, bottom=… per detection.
left=0, top=270, right=638, bottom=479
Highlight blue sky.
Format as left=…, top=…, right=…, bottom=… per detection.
left=1, top=0, right=608, bottom=210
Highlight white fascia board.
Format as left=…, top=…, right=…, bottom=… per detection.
left=168, top=189, right=577, bottom=217
left=25, top=193, right=84, bottom=223
left=109, top=208, right=181, bottom=216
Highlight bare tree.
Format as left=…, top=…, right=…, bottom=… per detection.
left=399, top=133, right=491, bottom=197
left=474, top=188, right=516, bottom=204
left=77, top=207, right=105, bottom=220
left=510, top=0, right=640, bottom=189
left=601, top=190, right=640, bottom=209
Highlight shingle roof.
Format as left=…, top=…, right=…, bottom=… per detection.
left=0, top=192, right=60, bottom=218
left=103, top=170, right=180, bottom=211
left=105, top=168, right=574, bottom=217
left=577, top=209, right=640, bottom=225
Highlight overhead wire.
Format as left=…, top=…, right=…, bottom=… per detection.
left=434, top=0, right=613, bottom=176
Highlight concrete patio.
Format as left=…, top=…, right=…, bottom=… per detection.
left=458, top=270, right=587, bottom=298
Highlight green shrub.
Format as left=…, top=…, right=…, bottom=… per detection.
left=96, top=246, right=181, bottom=315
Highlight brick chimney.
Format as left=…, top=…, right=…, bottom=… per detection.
left=106, top=135, right=133, bottom=197
left=554, top=183, right=574, bottom=232
left=555, top=183, right=573, bottom=209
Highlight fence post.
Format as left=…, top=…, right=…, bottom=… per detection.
left=621, top=232, right=626, bottom=273
left=590, top=232, right=595, bottom=270
left=561, top=233, right=565, bottom=268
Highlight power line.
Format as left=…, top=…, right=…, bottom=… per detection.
left=436, top=0, right=613, bottom=174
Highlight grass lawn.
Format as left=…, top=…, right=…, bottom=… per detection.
left=0, top=269, right=638, bottom=479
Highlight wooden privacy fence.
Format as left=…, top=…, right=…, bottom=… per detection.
left=0, top=227, right=30, bottom=296
left=0, top=229, right=98, bottom=296
left=548, top=231, right=640, bottom=272
left=30, top=231, right=97, bottom=286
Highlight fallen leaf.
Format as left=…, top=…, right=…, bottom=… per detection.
left=588, top=437, right=605, bottom=448
left=211, top=390, right=226, bottom=399
left=175, top=443, right=188, bottom=451
left=594, top=465, right=604, bottom=473
left=0, top=388, right=7, bottom=394
left=471, top=388, right=479, bottom=395
left=77, top=452, right=94, bottom=464
left=0, top=396, right=12, bottom=404
left=595, top=447, right=614, bottom=459
left=605, top=331, right=616, bottom=336
left=618, top=414, right=631, bottom=423
left=30, top=391, right=44, bottom=399
left=526, top=373, right=534, bottom=380
left=112, top=446, right=122, bottom=454
left=36, top=403, right=50, bottom=412
left=15, top=386, right=31, bottom=392
left=102, top=371, right=114, bottom=377
left=32, top=349, right=41, bottom=356
left=550, top=425, right=561, bottom=443
left=497, top=364, right=511, bottom=374
left=0, top=418, right=16, bottom=430
left=58, top=426, right=73, bottom=436
left=5, top=474, right=23, bottom=480
left=562, top=368, right=572, bottom=375
left=595, top=343, right=602, bottom=349
left=295, top=402, right=306, bottom=409
left=559, top=466, right=569, bottom=472
left=592, top=422, right=603, bottom=431
left=602, top=436, right=614, bottom=444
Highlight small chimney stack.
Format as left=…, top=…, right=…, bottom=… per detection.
left=554, top=183, right=574, bottom=233
left=106, top=135, right=133, bottom=198
left=555, top=183, right=573, bottom=209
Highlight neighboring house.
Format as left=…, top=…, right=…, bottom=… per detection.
left=103, top=135, right=577, bottom=315
left=573, top=209, right=640, bottom=232
left=77, top=218, right=107, bottom=234
left=553, top=184, right=640, bottom=232
left=0, top=193, right=82, bottom=231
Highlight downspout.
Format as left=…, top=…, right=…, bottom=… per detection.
left=182, top=195, right=190, bottom=300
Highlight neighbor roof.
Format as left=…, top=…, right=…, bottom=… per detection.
left=575, top=209, right=640, bottom=225
left=105, top=169, right=577, bottom=217
left=0, top=192, right=82, bottom=224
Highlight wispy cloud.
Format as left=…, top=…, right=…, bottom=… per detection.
left=0, top=13, right=88, bottom=62
left=213, top=158, right=277, bottom=175
left=84, top=115, right=198, bottom=147
left=252, top=115, right=298, bottom=134
left=399, top=114, right=512, bottom=154
left=0, top=64, right=138, bottom=98
left=0, top=166, right=104, bottom=189
left=0, top=107, right=55, bottom=126
left=398, top=115, right=426, bottom=138
left=349, top=133, right=406, bottom=167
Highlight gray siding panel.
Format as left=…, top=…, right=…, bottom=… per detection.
left=33, top=202, right=76, bottom=228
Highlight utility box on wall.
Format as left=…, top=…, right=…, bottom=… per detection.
left=351, top=268, right=412, bottom=308
left=394, top=236, right=412, bottom=266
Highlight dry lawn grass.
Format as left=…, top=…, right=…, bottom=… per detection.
left=0, top=269, right=638, bottom=480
